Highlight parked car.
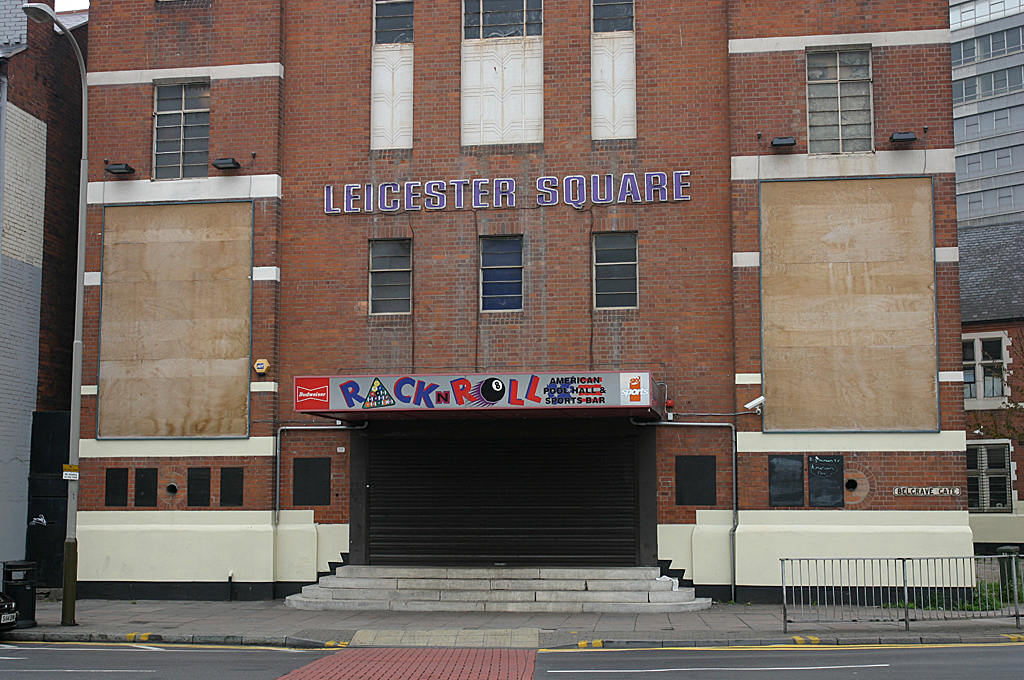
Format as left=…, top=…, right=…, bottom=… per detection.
left=0, top=592, right=17, bottom=631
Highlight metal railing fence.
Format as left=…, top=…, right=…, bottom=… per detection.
left=781, top=556, right=1021, bottom=632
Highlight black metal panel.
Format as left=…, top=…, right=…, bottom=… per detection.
left=368, top=435, right=638, bottom=566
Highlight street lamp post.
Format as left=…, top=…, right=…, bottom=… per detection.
left=22, top=2, right=87, bottom=627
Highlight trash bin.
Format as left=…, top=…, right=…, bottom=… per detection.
left=2, top=561, right=37, bottom=629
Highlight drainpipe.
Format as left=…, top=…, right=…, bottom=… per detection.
left=633, top=413, right=754, bottom=603
left=274, top=422, right=368, bottom=525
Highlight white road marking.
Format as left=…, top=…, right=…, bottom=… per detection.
left=548, top=664, right=890, bottom=673
left=0, top=657, right=26, bottom=660
left=0, top=671, right=157, bottom=674
left=129, top=645, right=164, bottom=651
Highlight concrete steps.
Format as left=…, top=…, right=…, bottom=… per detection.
left=285, top=566, right=713, bottom=613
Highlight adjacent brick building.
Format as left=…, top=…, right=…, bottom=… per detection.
left=78, top=0, right=968, bottom=601
left=0, top=1, right=86, bottom=581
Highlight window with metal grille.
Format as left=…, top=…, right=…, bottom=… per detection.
left=480, top=237, right=523, bottom=311
left=464, top=0, right=542, bottom=39
left=593, top=0, right=632, bottom=32
left=375, top=0, right=413, bottom=43
left=593, top=232, right=637, bottom=309
left=963, top=336, right=1006, bottom=400
left=806, top=49, right=872, bottom=154
left=967, top=442, right=1012, bottom=512
left=154, top=83, right=210, bottom=180
left=370, top=240, right=412, bottom=314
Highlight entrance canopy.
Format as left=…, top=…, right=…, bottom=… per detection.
left=294, top=370, right=662, bottom=420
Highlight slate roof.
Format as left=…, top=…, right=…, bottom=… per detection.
left=959, top=223, right=1024, bottom=323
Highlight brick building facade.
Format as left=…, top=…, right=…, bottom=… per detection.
left=78, top=0, right=968, bottom=601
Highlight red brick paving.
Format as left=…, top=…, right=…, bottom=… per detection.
left=279, top=648, right=537, bottom=680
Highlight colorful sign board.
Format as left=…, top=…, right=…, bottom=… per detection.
left=295, top=371, right=658, bottom=419
left=324, top=171, right=690, bottom=214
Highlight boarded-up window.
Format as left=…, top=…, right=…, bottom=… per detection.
left=675, top=456, right=716, bottom=505
left=293, top=457, right=332, bottom=506
left=768, top=455, right=804, bottom=507
left=187, top=467, right=211, bottom=507
left=135, top=468, right=158, bottom=507
left=220, top=467, right=244, bottom=507
left=760, top=178, right=938, bottom=432
left=98, top=203, right=252, bottom=437
left=105, top=468, right=128, bottom=507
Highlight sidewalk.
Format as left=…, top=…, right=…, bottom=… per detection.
left=3, top=599, right=1024, bottom=649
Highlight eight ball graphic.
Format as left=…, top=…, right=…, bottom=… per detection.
left=480, top=377, right=506, bottom=403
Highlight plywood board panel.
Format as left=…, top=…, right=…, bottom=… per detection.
left=99, top=202, right=252, bottom=438
left=103, top=240, right=251, bottom=283
left=102, top=202, right=252, bottom=244
left=761, top=178, right=934, bottom=264
left=97, top=359, right=249, bottom=437
left=760, top=178, right=937, bottom=432
left=763, top=346, right=938, bottom=431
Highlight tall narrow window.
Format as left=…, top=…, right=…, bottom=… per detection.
left=806, top=49, right=872, bottom=154
left=462, top=0, right=544, bottom=145
left=591, top=0, right=636, bottom=140
left=372, top=1, right=414, bottom=150
left=464, top=0, right=542, bottom=39
left=593, top=232, right=638, bottom=308
left=154, top=83, right=210, bottom=179
left=967, top=443, right=1012, bottom=512
left=480, top=236, right=523, bottom=311
left=370, top=240, right=412, bottom=314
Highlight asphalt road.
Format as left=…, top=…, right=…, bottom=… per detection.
left=0, top=641, right=336, bottom=679
left=534, top=643, right=1024, bottom=680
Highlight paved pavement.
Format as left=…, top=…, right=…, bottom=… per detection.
left=3, top=598, right=1024, bottom=649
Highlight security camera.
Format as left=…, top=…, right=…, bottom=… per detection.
left=744, top=396, right=765, bottom=412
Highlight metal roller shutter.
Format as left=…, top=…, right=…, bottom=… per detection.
left=368, top=436, right=638, bottom=566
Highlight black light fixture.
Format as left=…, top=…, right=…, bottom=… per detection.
left=770, top=136, right=796, bottom=148
left=211, top=157, right=241, bottom=170
left=890, top=131, right=918, bottom=143
left=104, top=162, right=135, bottom=175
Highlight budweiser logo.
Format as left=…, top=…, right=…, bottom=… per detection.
left=296, top=386, right=329, bottom=402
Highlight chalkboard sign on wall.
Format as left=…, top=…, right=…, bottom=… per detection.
left=768, top=455, right=804, bottom=506
left=808, top=455, right=844, bottom=508
left=675, top=455, right=716, bottom=506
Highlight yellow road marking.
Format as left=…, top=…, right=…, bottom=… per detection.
left=539, top=642, right=1024, bottom=653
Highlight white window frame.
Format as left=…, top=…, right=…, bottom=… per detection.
left=967, top=440, right=1014, bottom=513
left=963, top=331, right=1012, bottom=410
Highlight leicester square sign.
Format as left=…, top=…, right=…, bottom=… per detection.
left=323, top=171, right=691, bottom=214
left=294, top=371, right=659, bottom=419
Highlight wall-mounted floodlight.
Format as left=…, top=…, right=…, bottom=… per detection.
left=890, top=131, right=918, bottom=143
left=770, top=136, right=796, bottom=147
left=211, top=157, right=241, bottom=170
left=104, top=163, right=135, bottom=175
